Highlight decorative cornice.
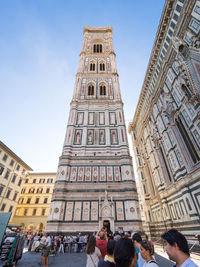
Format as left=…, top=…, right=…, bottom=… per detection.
left=83, top=26, right=113, bottom=34
left=76, top=73, right=118, bottom=78
left=27, top=172, right=56, bottom=176
left=0, top=140, right=33, bottom=171
left=132, top=0, right=175, bottom=129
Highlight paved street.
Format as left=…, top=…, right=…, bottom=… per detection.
left=15, top=250, right=174, bottom=267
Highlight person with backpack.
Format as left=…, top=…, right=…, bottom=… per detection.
left=140, top=240, right=159, bottom=267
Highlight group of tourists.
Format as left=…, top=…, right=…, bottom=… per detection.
left=85, top=228, right=198, bottom=267
left=21, top=228, right=198, bottom=267
left=26, top=232, right=88, bottom=254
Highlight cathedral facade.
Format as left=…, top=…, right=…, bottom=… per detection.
left=46, top=26, right=142, bottom=233
left=129, top=0, right=200, bottom=239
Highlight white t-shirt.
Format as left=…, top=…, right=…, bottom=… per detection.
left=138, top=252, right=146, bottom=267
left=86, top=246, right=101, bottom=267
left=143, top=260, right=159, bottom=267
left=45, top=236, right=51, bottom=247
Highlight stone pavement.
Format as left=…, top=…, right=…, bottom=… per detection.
left=14, top=249, right=174, bottom=267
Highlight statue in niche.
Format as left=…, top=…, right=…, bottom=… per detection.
left=100, top=131, right=105, bottom=144
left=191, top=36, right=200, bottom=49
left=111, top=131, right=117, bottom=144
left=77, top=113, right=83, bottom=125
left=88, top=131, right=93, bottom=144
left=75, top=131, right=81, bottom=144
left=105, top=190, right=108, bottom=201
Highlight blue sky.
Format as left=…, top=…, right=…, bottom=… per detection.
left=0, top=0, right=165, bottom=172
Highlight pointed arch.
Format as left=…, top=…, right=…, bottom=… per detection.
left=99, top=82, right=107, bottom=96
left=93, top=43, right=103, bottom=53
left=87, top=82, right=95, bottom=96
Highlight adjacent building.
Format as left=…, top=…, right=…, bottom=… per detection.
left=129, top=0, right=200, bottom=239
left=46, top=26, right=142, bottom=233
left=12, top=172, right=56, bottom=232
left=0, top=141, right=32, bottom=221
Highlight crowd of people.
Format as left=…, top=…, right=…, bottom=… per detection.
left=85, top=228, right=198, bottom=267
left=21, top=228, right=198, bottom=267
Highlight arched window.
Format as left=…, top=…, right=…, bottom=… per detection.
left=93, top=44, right=102, bottom=53
left=100, top=63, right=105, bottom=71
left=100, top=85, right=106, bottom=96
left=90, top=63, right=95, bottom=71
left=88, top=85, right=94, bottom=96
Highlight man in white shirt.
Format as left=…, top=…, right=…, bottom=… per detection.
left=41, top=233, right=52, bottom=267
left=162, top=229, right=198, bottom=267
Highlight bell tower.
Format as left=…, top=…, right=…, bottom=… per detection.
left=46, top=26, right=142, bottom=233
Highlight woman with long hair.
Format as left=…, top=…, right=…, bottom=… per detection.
left=114, top=238, right=137, bottom=267
left=140, top=240, right=159, bottom=266
left=86, top=235, right=102, bottom=267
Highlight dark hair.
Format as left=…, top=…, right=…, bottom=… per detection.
left=107, top=240, right=116, bottom=255
left=141, top=240, right=154, bottom=256
left=132, top=233, right=142, bottom=243
left=86, top=235, right=96, bottom=255
left=114, top=238, right=135, bottom=267
left=161, top=229, right=190, bottom=256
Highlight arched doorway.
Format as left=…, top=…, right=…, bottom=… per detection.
left=38, top=223, right=43, bottom=233
left=103, top=220, right=110, bottom=232
left=27, top=224, right=34, bottom=232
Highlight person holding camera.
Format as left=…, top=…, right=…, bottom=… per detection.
left=96, top=227, right=108, bottom=259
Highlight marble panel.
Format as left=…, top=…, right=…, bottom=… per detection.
left=107, top=167, right=113, bottom=181
left=65, top=202, right=74, bottom=221
left=92, top=167, right=98, bottom=181
left=82, top=202, right=90, bottom=221
left=116, top=201, right=124, bottom=221
left=70, top=167, right=77, bottom=181
left=114, top=166, right=120, bottom=181
left=91, top=202, right=98, bottom=221
left=74, top=202, right=82, bottom=221
left=85, top=167, right=92, bottom=181
left=78, top=167, right=84, bottom=181
left=100, top=167, right=106, bottom=181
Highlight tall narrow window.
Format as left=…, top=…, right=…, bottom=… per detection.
left=90, top=63, right=95, bottom=71
left=42, top=208, right=46, bottom=216
left=88, top=85, right=94, bottom=96
left=24, top=208, right=28, bottom=216
left=32, top=209, right=37, bottom=216
left=100, top=85, right=106, bottom=96
left=93, top=44, right=102, bottom=53
left=100, top=63, right=105, bottom=71
left=176, top=117, right=200, bottom=163
left=1, top=203, right=6, bottom=211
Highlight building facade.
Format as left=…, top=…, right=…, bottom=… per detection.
left=0, top=141, right=32, bottom=222
left=47, top=26, right=142, bottom=233
left=129, top=0, right=200, bottom=239
left=12, top=172, right=56, bottom=232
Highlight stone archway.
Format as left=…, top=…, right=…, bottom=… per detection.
left=103, top=220, right=110, bottom=232
left=99, top=191, right=115, bottom=232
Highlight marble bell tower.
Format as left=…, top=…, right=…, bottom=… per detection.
left=46, top=26, right=142, bottom=233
